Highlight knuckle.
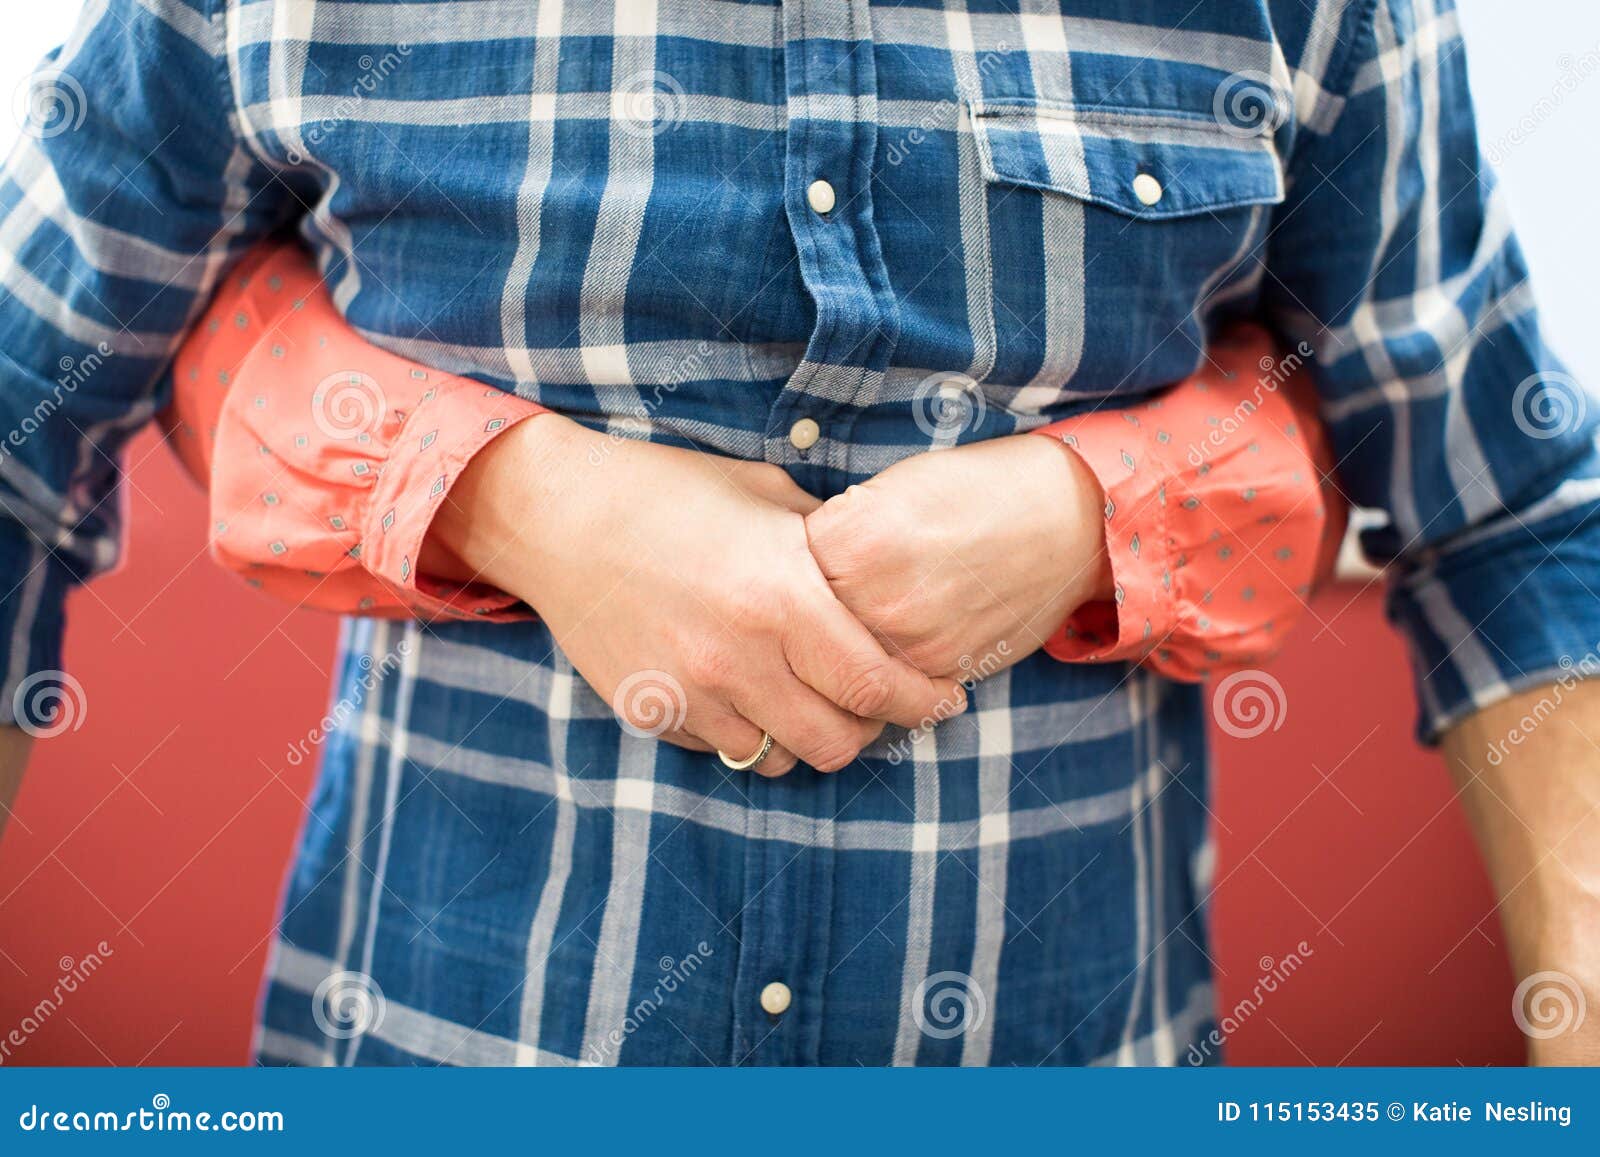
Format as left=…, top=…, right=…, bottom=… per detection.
left=802, top=522, right=847, bottom=576
left=681, top=639, right=737, bottom=690
left=836, top=481, right=877, bottom=516
left=838, top=662, right=895, bottom=719
left=807, top=735, right=863, bottom=774
left=808, top=493, right=871, bottom=552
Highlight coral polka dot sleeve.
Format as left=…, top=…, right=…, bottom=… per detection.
left=161, top=242, right=545, bottom=621
left=1032, top=325, right=1347, bottom=683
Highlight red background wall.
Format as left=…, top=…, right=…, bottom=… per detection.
left=0, top=429, right=1522, bottom=1066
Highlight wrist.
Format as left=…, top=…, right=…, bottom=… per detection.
left=428, top=412, right=581, bottom=590
left=1505, top=896, right=1600, bottom=999
left=1028, top=434, right=1113, bottom=606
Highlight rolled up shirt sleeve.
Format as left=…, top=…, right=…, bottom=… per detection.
left=1263, top=0, right=1600, bottom=743
left=0, top=0, right=297, bottom=728
left=1032, top=325, right=1344, bottom=683
left=174, top=243, right=545, bottom=621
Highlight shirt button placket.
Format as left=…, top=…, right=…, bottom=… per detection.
left=734, top=0, right=889, bottom=1067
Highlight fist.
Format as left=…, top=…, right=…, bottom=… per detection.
left=804, top=435, right=1111, bottom=681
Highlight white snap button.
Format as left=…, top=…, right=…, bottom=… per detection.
left=788, top=417, right=821, bottom=451
left=760, top=981, right=792, bottom=1015
left=1132, top=172, right=1164, bottom=207
left=806, top=179, right=836, bottom=215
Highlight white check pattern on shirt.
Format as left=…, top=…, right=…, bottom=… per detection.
left=0, top=0, right=1593, bottom=1065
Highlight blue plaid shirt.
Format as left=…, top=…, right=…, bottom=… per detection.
left=2, top=0, right=1594, bottom=1066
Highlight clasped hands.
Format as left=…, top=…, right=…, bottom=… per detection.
left=431, top=413, right=1112, bottom=778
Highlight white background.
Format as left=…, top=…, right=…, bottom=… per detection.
left=1, top=2, right=1596, bottom=384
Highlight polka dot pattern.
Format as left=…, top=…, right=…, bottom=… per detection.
left=1032, top=325, right=1347, bottom=683
left=160, top=242, right=545, bottom=621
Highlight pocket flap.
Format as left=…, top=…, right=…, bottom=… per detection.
left=968, top=99, right=1285, bottom=220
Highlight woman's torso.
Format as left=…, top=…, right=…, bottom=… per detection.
left=245, top=0, right=1318, bottom=1065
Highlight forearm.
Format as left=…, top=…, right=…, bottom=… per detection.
left=1441, top=679, right=1600, bottom=1063
left=0, top=726, right=32, bottom=843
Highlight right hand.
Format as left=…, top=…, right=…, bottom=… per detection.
left=430, top=415, right=967, bottom=778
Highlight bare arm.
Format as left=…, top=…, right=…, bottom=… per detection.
left=1441, top=679, right=1600, bottom=1065
left=0, top=726, right=31, bottom=844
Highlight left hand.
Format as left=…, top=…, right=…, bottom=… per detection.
left=804, top=434, right=1113, bottom=684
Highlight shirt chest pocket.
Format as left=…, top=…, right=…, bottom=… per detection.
left=965, top=97, right=1287, bottom=414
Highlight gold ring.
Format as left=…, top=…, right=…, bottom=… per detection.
left=718, top=732, right=774, bottom=771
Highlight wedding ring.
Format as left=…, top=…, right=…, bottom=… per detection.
left=718, top=732, right=774, bottom=772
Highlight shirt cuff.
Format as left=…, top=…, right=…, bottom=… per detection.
left=190, top=241, right=546, bottom=623
left=360, top=380, right=546, bottom=618
left=1028, top=326, right=1340, bottom=682
left=0, top=520, right=75, bottom=732
left=1387, top=483, right=1600, bottom=745
left=207, top=373, right=544, bottom=622
left=1034, top=424, right=1174, bottom=668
